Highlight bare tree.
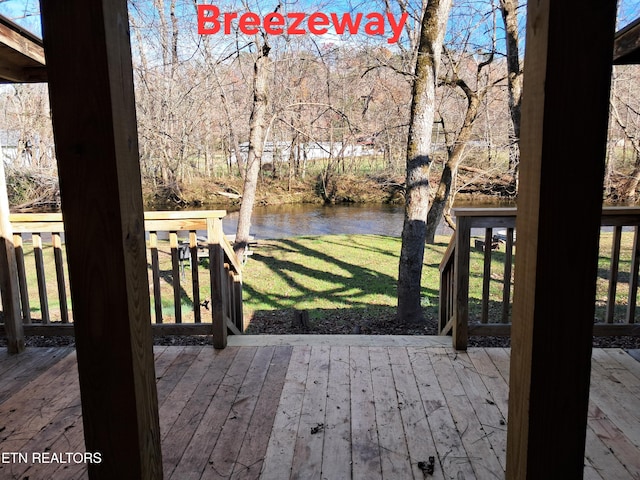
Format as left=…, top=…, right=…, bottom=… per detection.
left=425, top=50, right=500, bottom=243
left=397, top=0, right=453, bottom=324
left=610, top=88, right=640, bottom=201
left=234, top=35, right=271, bottom=260
left=499, top=0, right=523, bottom=185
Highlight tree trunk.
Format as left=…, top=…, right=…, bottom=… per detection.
left=500, top=0, right=523, bottom=184
left=234, top=41, right=270, bottom=261
left=426, top=81, right=483, bottom=243
left=397, top=0, right=453, bottom=324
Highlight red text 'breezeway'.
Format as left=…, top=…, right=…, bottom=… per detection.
left=197, top=5, right=409, bottom=44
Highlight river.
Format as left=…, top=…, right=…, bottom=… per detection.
left=221, top=203, right=459, bottom=240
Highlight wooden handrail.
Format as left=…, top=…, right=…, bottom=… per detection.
left=2, top=211, right=243, bottom=347
left=10, top=210, right=244, bottom=276
left=441, top=207, right=640, bottom=350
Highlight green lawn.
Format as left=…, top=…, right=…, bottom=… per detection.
left=12, top=231, right=636, bottom=329
left=242, top=231, right=638, bottom=330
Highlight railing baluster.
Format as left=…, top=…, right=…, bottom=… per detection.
left=208, top=217, right=227, bottom=348
left=453, top=216, right=471, bottom=350
left=13, top=233, right=30, bottom=324
left=233, top=273, right=244, bottom=331
left=606, top=225, right=623, bottom=324
left=169, top=231, right=182, bottom=324
left=6, top=211, right=242, bottom=340
left=448, top=266, right=454, bottom=329
left=481, top=228, right=493, bottom=324
left=52, top=232, right=69, bottom=323
left=442, top=207, right=640, bottom=344
left=190, top=231, right=201, bottom=323
left=226, top=265, right=233, bottom=327
left=627, top=226, right=640, bottom=324
left=149, top=231, right=163, bottom=324
left=32, top=233, right=50, bottom=324
left=502, top=227, right=514, bottom=323
left=438, top=265, right=449, bottom=333
left=438, top=233, right=456, bottom=335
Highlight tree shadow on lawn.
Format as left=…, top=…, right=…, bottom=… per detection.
left=245, top=306, right=440, bottom=335
left=243, top=236, right=440, bottom=332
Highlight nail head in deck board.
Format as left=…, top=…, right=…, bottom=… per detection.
left=161, top=347, right=239, bottom=478
left=4, top=346, right=640, bottom=478
left=387, top=347, right=441, bottom=480
left=506, top=0, right=618, bottom=478
left=169, top=346, right=258, bottom=480
left=320, top=346, right=352, bottom=480
left=406, top=347, right=476, bottom=479
left=584, top=427, right=631, bottom=480
left=232, top=345, right=293, bottom=480
left=587, top=402, right=640, bottom=477
left=449, top=351, right=507, bottom=470
left=202, top=346, right=277, bottom=480
left=430, top=348, right=504, bottom=478
left=466, top=349, right=509, bottom=416
left=155, top=347, right=203, bottom=406
left=39, top=0, right=162, bottom=477
left=349, top=346, right=383, bottom=479
left=290, top=345, right=331, bottom=480
left=157, top=347, right=210, bottom=436
left=261, top=345, right=312, bottom=480
left=0, top=352, right=80, bottom=453
left=368, top=347, right=414, bottom=479
left=0, top=346, right=68, bottom=404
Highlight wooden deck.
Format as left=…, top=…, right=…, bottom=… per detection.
left=0, top=336, right=639, bottom=479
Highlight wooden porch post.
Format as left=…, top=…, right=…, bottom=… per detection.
left=39, top=1, right=162, bottom=478
left=506, top=1, right=617, bottom=478
left=0, top=157, right=25, bottom=354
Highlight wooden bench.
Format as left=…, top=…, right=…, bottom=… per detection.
left=178, top=235, right=257, bottom=274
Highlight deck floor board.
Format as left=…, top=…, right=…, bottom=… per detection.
left=0, top=340, right=638, bottom=479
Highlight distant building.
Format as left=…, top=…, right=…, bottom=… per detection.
left=0, top=129, right=21, bottom=164
left=231, top=140, right=377, bottom=164
left=0, top=129, right=36, bottom=167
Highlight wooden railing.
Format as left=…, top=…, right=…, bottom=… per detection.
left=1, top=211, right=243, bottom=348
left=440, top=207, right=640, bottom=349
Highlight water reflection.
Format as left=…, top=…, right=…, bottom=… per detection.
left=222, top=203, right=456, bottom=240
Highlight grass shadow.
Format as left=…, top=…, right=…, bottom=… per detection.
left=242, top=235, right=441, bottom=331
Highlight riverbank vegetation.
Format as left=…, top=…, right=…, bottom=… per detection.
left=2, top=3, right=639, bottom=213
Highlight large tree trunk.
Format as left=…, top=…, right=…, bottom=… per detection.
left=234, top=41, right=270, bottom=261
left=397, top=0, right=452, bottom=323
left=425, top=81, right=483, bottom=243
left=500, top=0, right=523, bottom=184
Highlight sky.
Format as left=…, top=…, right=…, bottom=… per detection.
left=2, top=0, right=640, bottom=40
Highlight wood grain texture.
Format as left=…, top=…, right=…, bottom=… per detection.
left=506, top=1, right=618, bottom=478
left=39, top=0, right=162, bottom=477
left=0, top=345, right=639, bottom=479
left=0, top=157, right=24, bottom=352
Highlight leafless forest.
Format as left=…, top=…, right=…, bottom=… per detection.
left=1, top=0, right=640, bottom=211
